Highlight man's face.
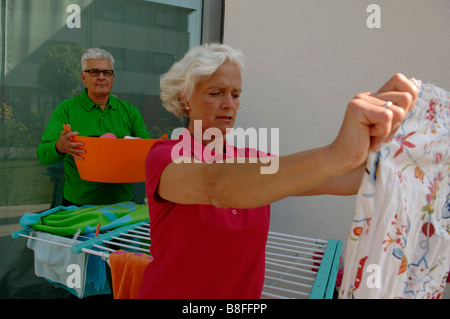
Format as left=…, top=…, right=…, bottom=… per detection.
left=81, top=59, right=114, bottom=98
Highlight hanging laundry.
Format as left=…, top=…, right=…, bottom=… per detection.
left=109, top=250, right=153, bottom=299
left=339, top=79, right=450, bottom=299
left=26, top=230, right=111, bottom=298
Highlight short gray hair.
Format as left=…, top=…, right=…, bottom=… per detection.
left=160, top=43, right=246, bottom=118
left=81, top=48, right=115, bottom=70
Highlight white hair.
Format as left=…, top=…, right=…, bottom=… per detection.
left=81, top=48, right=115, bottom=70
left=160, top=43, right=246, bottom=118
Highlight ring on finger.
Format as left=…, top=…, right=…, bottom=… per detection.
left=383, top=101, right=393, bottom=108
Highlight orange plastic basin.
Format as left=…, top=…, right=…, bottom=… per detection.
left=73, top=135, right=166, bottom=183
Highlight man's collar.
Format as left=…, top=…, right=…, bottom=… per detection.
left=80, top=88, right=116, bottom=111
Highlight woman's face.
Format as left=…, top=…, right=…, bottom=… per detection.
left=186, top=62, right=242, bottom=138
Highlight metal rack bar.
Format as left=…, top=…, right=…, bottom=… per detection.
left=14, top=220, right=341, bottom=299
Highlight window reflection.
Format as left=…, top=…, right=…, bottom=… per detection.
left=0, top=0, right=202, bottom=206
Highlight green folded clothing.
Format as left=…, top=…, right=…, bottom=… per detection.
left=19, top=201, right=149, bottom=237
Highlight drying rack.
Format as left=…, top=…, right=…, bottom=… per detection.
left=14, top=220, right=342, bottom=299
left=262, top=231, right=341, bottom=299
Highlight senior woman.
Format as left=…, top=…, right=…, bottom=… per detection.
left=138, top=43, right=417, bottom=299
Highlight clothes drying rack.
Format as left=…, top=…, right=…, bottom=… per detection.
left=14, top=220, right=342, bottom=299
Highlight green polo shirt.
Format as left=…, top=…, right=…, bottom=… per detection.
left=37, top=88, right=150, bottom=205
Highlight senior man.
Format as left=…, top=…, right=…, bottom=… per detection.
left=37, top=48, right=150, bottom=206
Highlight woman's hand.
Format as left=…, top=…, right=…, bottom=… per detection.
left=327, top=73, right=418, bottom=176
left=55, top=124, right=85, bottom=160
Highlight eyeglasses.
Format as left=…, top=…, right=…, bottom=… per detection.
left=83, top=69, right=114, bottom=77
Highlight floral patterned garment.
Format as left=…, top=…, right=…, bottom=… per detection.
left=339, top=79, right=450, bottom=299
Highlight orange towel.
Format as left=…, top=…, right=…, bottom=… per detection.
left=109, top=250, right=153, bottom=299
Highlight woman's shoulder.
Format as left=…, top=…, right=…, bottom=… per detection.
left=147, top=138, right=179, bottom=157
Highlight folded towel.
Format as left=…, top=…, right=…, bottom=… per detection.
left=19, top=201, right=149, bottom=237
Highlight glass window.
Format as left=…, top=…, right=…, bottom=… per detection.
left=0, top=0, right=205, bottom=208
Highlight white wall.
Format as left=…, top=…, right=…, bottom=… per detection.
left=223, top=0, right=450, bottom=297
